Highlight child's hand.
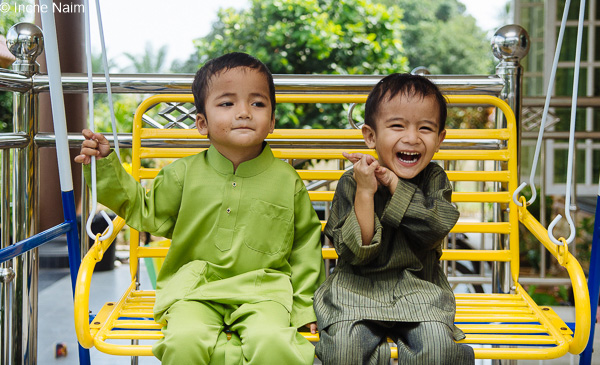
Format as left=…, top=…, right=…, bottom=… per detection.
left=374, top=166, right=399, bottom=195
left=344, top=152, right=398, bottom=194
left=343, top=152, right=378, bottom=195
left=74, top=129, right=111, bottom=164
left=308, top=322, right=317, bottom=334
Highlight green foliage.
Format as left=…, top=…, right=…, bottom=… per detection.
left=191, top=0, right=408, bottom=128
left=93, top=94, right=140, bottom=163
left=122, top=43, right=170, bottom=74
left=446, top=106, right=494, bottom=130
left=379, top=0, right=495, bottom=74
left=527, top=284, right=571, bottom=306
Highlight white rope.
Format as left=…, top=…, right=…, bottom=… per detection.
left=38, top=0, right=73, bottom=192
left=548, top=0, right=585, bottom=246
left=512, top=0, right=571, bottom=207
left=84, top=0, right=120, bottom=241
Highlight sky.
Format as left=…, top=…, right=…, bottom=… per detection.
left=6, top=0, right=509, bottom=70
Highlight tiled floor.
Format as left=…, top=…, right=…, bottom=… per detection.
left=35, top=261, right=600, bottom=364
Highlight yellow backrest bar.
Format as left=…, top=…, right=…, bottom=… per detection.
left=130, top=94, right=519, bottom=279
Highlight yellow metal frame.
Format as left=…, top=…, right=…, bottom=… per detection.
left=73, top=93, right=591, bottom=359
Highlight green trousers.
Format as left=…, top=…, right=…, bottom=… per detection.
left=152, top=300, right=315, bottom=364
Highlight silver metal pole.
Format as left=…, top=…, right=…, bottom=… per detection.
left=1, top=149, right=14, bottom=365
left=26, top=73, right=506, bottom=96
left=6, top=22, right=44, bottom=365
left=491, top=25, right=530, bottom=298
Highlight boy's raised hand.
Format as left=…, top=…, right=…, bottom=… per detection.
left=343, top=152, right=398, bottom=194
left=74, top=129, right=111, bottom=164
left=374, top=166, right=399, bottom=195
left=343, top=152, right=378, bottom=195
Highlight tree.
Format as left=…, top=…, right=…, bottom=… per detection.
left=122, top=42, right=169, bottom=74
left=190, top=0, right=408, bottom=128
left=379, top=0, right=495, bottom=75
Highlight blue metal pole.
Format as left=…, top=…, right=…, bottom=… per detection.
left=0, top=223, right=71, bottom=263
left=39, top=1, right=91, bottom=363
left=580, top=191, right=600, bottom=364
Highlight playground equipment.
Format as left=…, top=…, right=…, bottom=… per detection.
left=0, top=20, right=598, bottom=365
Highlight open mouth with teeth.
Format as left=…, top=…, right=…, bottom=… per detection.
left=397, top=151, right=421, bottom=164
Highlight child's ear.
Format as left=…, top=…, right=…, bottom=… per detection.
left=362, top=125, right=377, bottom=149
left=269, top=114, right=275, bottom=134
left=196, top=114, right=208, bottom=136
left=436, top=129, right=446, bottom=152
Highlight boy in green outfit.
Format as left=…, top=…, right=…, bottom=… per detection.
left=75, top=52, right=325, bottom=364
left=314, top=73, right=475, bottom=364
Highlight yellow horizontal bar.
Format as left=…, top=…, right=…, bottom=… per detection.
left=440, top=249, right=512, bottom=262
left=139, top=147, right=509, bottom=161
left=451, top=222, right=510, bottom=234
left=140, top=147, right=206, bottom=159
left=456, top=299, right=526, bottom=307
left=446, top=170, right=510, bottom=182
left=137, top=247, right=169, bottom=258
left=435, top=149, right=509, bottom=161
left=113, top=321, right=161, bottom=330
left=138, top=127, right=510, bottom=141
left=456, top=313, right=538, bottom=322
left=94, top=341, right=154, bottom=356
left=139, top=167, right=510, bottom=183
left=458, top=324, right=547, bottom=334
left=455, top=293, right=520, bottom=300
left=456, top=307, right=533, bottom=314
left=445, top=128, right=510, bottom=140
left=140, top=128, right=203, bottom=139
left=451, top=192, right=510, bottom=203
left=106, top=331, right=163, bottom=340
left=308, top=191, right=334, bottom=201
left=297, top=170, right=345, bottom=180
left=323, top=248, right=513, bottom=261
left=130, top=290, right=156, bottom=297
left=462, top=334, right=557, bottom=345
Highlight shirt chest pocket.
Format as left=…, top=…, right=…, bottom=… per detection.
left=243, top=199, right=293, bottom=255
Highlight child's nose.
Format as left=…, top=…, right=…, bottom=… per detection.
left=236, top=105, right=251, bottom=120
left=402, top=129, right=419, bottom=144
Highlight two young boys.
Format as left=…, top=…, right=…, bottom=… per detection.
left=76, top=53, right=473, bottom=364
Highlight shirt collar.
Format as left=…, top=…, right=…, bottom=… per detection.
left=206, top=143, right=274, bottom=177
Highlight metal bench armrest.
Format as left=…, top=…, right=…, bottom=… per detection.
left=74, top=216, right=126, bottom=348
left=519, top=206, right=591, bottom=354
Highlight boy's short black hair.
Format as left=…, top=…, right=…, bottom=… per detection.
left=192, top=52, right=276, bottom=118
left=364, top=73, right=447, bottom=133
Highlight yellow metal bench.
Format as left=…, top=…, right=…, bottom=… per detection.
left=74, top=93, right=591, bottom=360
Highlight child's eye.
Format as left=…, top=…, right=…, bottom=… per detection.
left=219, top=102, right=233, bottom=107
left=252, top=101, right=266, bottom=107
left=420, top=126, right=434, bottom=132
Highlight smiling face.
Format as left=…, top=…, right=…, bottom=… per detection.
left=362, top=93, right=446, bottom=180
left=196, top=67, right=275, bottom=166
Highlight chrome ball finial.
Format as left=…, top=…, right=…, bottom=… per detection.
left=491, top=25, right=530, bottom=61
left=6, top=22, right=44, bottom=74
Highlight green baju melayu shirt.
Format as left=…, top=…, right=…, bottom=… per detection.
left=84, top=144, right=325, bottom=328
left=314, top=162, right=464, bottom=340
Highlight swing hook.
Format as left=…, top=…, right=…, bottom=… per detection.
left=548, top=212, right=576, bottom=246
left=85, top=187, right=114, bottom=242
left=512, top=181, right=537, bottom=207
left=347, top=103, right=361, bottom=129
